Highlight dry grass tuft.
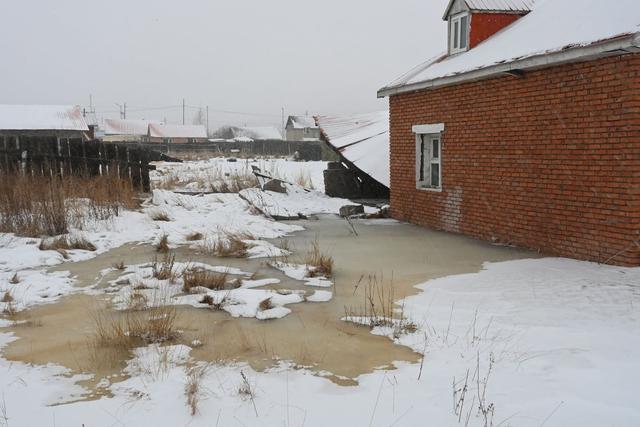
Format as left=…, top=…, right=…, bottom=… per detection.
left=39, top=235, right=97, bottom=252
left=150, top=210, right=172, bottom=222
left=200, top=232, right=254, bottom=258
left=113, top=261, right=126, bottom=271
left=156, top=234, right=170, bottom=253
left=343, top=274, right=418, bottom=339
left=9, top=273, right=20, bottom=285
left=1, top=291, right=14, bottom=303
left=91, top=301, right=180, bottom=353
left=182, top=268, right=230, bottom=293
left=199, top=295, right=214, bottom=306
left=304, top=239, right=333, bottom=278
left=293, top=170, right=315, bottom=189
left=258, top=298, right=274, bottom=311
left=186, top=232, right=203, bottom=241
left=185, top=365, right=208, bottom=416
left=152, top=254, right=178, bottom=282
left=127, top=290, right=149, bottom=311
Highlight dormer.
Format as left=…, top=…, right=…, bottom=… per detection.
left=443, top=0, right=534, bottom=55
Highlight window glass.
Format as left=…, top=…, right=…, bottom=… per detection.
left=432, top=139, right=440, bottom=159
left=453, top=21, right=459, bottom=48
left=460, top=16, right=468, bottom=49
left=419, top=137, right=426, bottom=182
left=431, top=164, right=440, bottom=188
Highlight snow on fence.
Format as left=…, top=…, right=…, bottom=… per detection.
left=0, top=136, right=178, bottom=192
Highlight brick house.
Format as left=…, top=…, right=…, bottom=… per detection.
left=377, top=0, right=640, bottom=266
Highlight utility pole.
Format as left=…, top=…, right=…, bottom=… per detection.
left=206, top=106, right=209, bottom=136
left=182, top=99, right=185, bottom=125
left=123, top=103, right=127, bottom=120
left=281, top=107, right=285, bottom=138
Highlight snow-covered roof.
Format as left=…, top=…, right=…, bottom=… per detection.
left=380, top=0, right=640, bottom=97
left=444, top=0, right=535, bottom=18
left=0, top=105, right=89, bottom=131
left=287, top=116, right=318, bottom=130
left=148, top=124, right=207, bottom=139
left=317, top=111, right=389, bottom=188
left=232, top=126, right=282, bottom=140
left=103, top=119, right=159, bottom=136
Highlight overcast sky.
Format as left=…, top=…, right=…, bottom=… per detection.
left=0, top=0, right=446, bottom=127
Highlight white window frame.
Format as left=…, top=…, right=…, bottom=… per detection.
left=414, top=124, right=444, bottom=191
left=449, top=12, right=470, bottom=54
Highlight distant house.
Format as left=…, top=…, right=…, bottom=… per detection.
left=0, top=105, right=89, bottom=142
left=285, top=116, right=320, bottom=141
left=102, top=119, right=159, bottom=142
left=378, top=0, right=640, bottom=266
left=147, top=124, right=208, bottom=144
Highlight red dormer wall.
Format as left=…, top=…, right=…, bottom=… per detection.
left=469, top=13, right=522, bottom=48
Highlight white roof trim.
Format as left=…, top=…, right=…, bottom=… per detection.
left=378, top=34, right=640, bottom=98
left=413, top=123, right=445, bottom=134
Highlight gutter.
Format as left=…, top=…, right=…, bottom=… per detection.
left=378, top=34, right=640, bottom=98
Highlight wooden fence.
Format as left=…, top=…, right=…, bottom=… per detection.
left=0, top=136, right=179, bottom=192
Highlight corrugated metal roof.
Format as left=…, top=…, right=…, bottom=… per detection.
left=443, top=0, right=535, bottom=19
left=149, top=124, right=207, bottom=138
left=317, top=111, right=389, bottom=188
left=103, top=119, right=159, bottom=136
left=466, top=0, right=535, bottom=13
left=0, top=105, right=89, bottom=131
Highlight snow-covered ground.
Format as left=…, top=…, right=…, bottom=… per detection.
left=152, top=158, right=329, bottom=193
left=0, top=258, right=638, bottom=426
left=0, top=159, right=639, bottom=426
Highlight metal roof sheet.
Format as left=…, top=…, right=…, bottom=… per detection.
left=317, top=111, right=390, bottom=188
left=0, top=105, right=89, bottom=131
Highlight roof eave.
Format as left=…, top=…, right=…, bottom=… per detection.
left=378, top=34, right=640, bottom=98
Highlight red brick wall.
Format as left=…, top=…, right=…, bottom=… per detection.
left=469, top=13, right=521, bottom=49
left=388, top=54, right=640, bottom=266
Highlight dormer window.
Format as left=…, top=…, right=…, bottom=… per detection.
left=449, top=13, right=469, bottom=54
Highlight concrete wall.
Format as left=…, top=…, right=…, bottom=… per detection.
left=286, top=128, right=321, bottom=141
left=388, top=53, right=640, bottom=266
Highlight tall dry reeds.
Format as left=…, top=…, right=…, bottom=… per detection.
left=0, top=170, right=137, bottom=237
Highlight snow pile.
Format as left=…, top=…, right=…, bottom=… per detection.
left=270, top=262, right=333, bottom=288
left=240, top=183, right=374, bottom=219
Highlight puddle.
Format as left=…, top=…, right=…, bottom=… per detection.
left=1, top=215, right=537, bottom=394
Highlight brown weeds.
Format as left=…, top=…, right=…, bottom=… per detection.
left=156, top=234, right=170, bottom=253
left=182, top=268, right=230, bottom=293
left=38, top=235, right=97, bottom=252
left=0, top=170, right=136, bottom=237
left=304, top=239, right=333, bottom=278
left=152, top=254, right=178, bottom=282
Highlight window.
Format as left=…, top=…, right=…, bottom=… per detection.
left=416, top=133, right=442, bottom=190
left=450, top=13, right=469, bottom=54
left=163, top=138, right=172, bottom=144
